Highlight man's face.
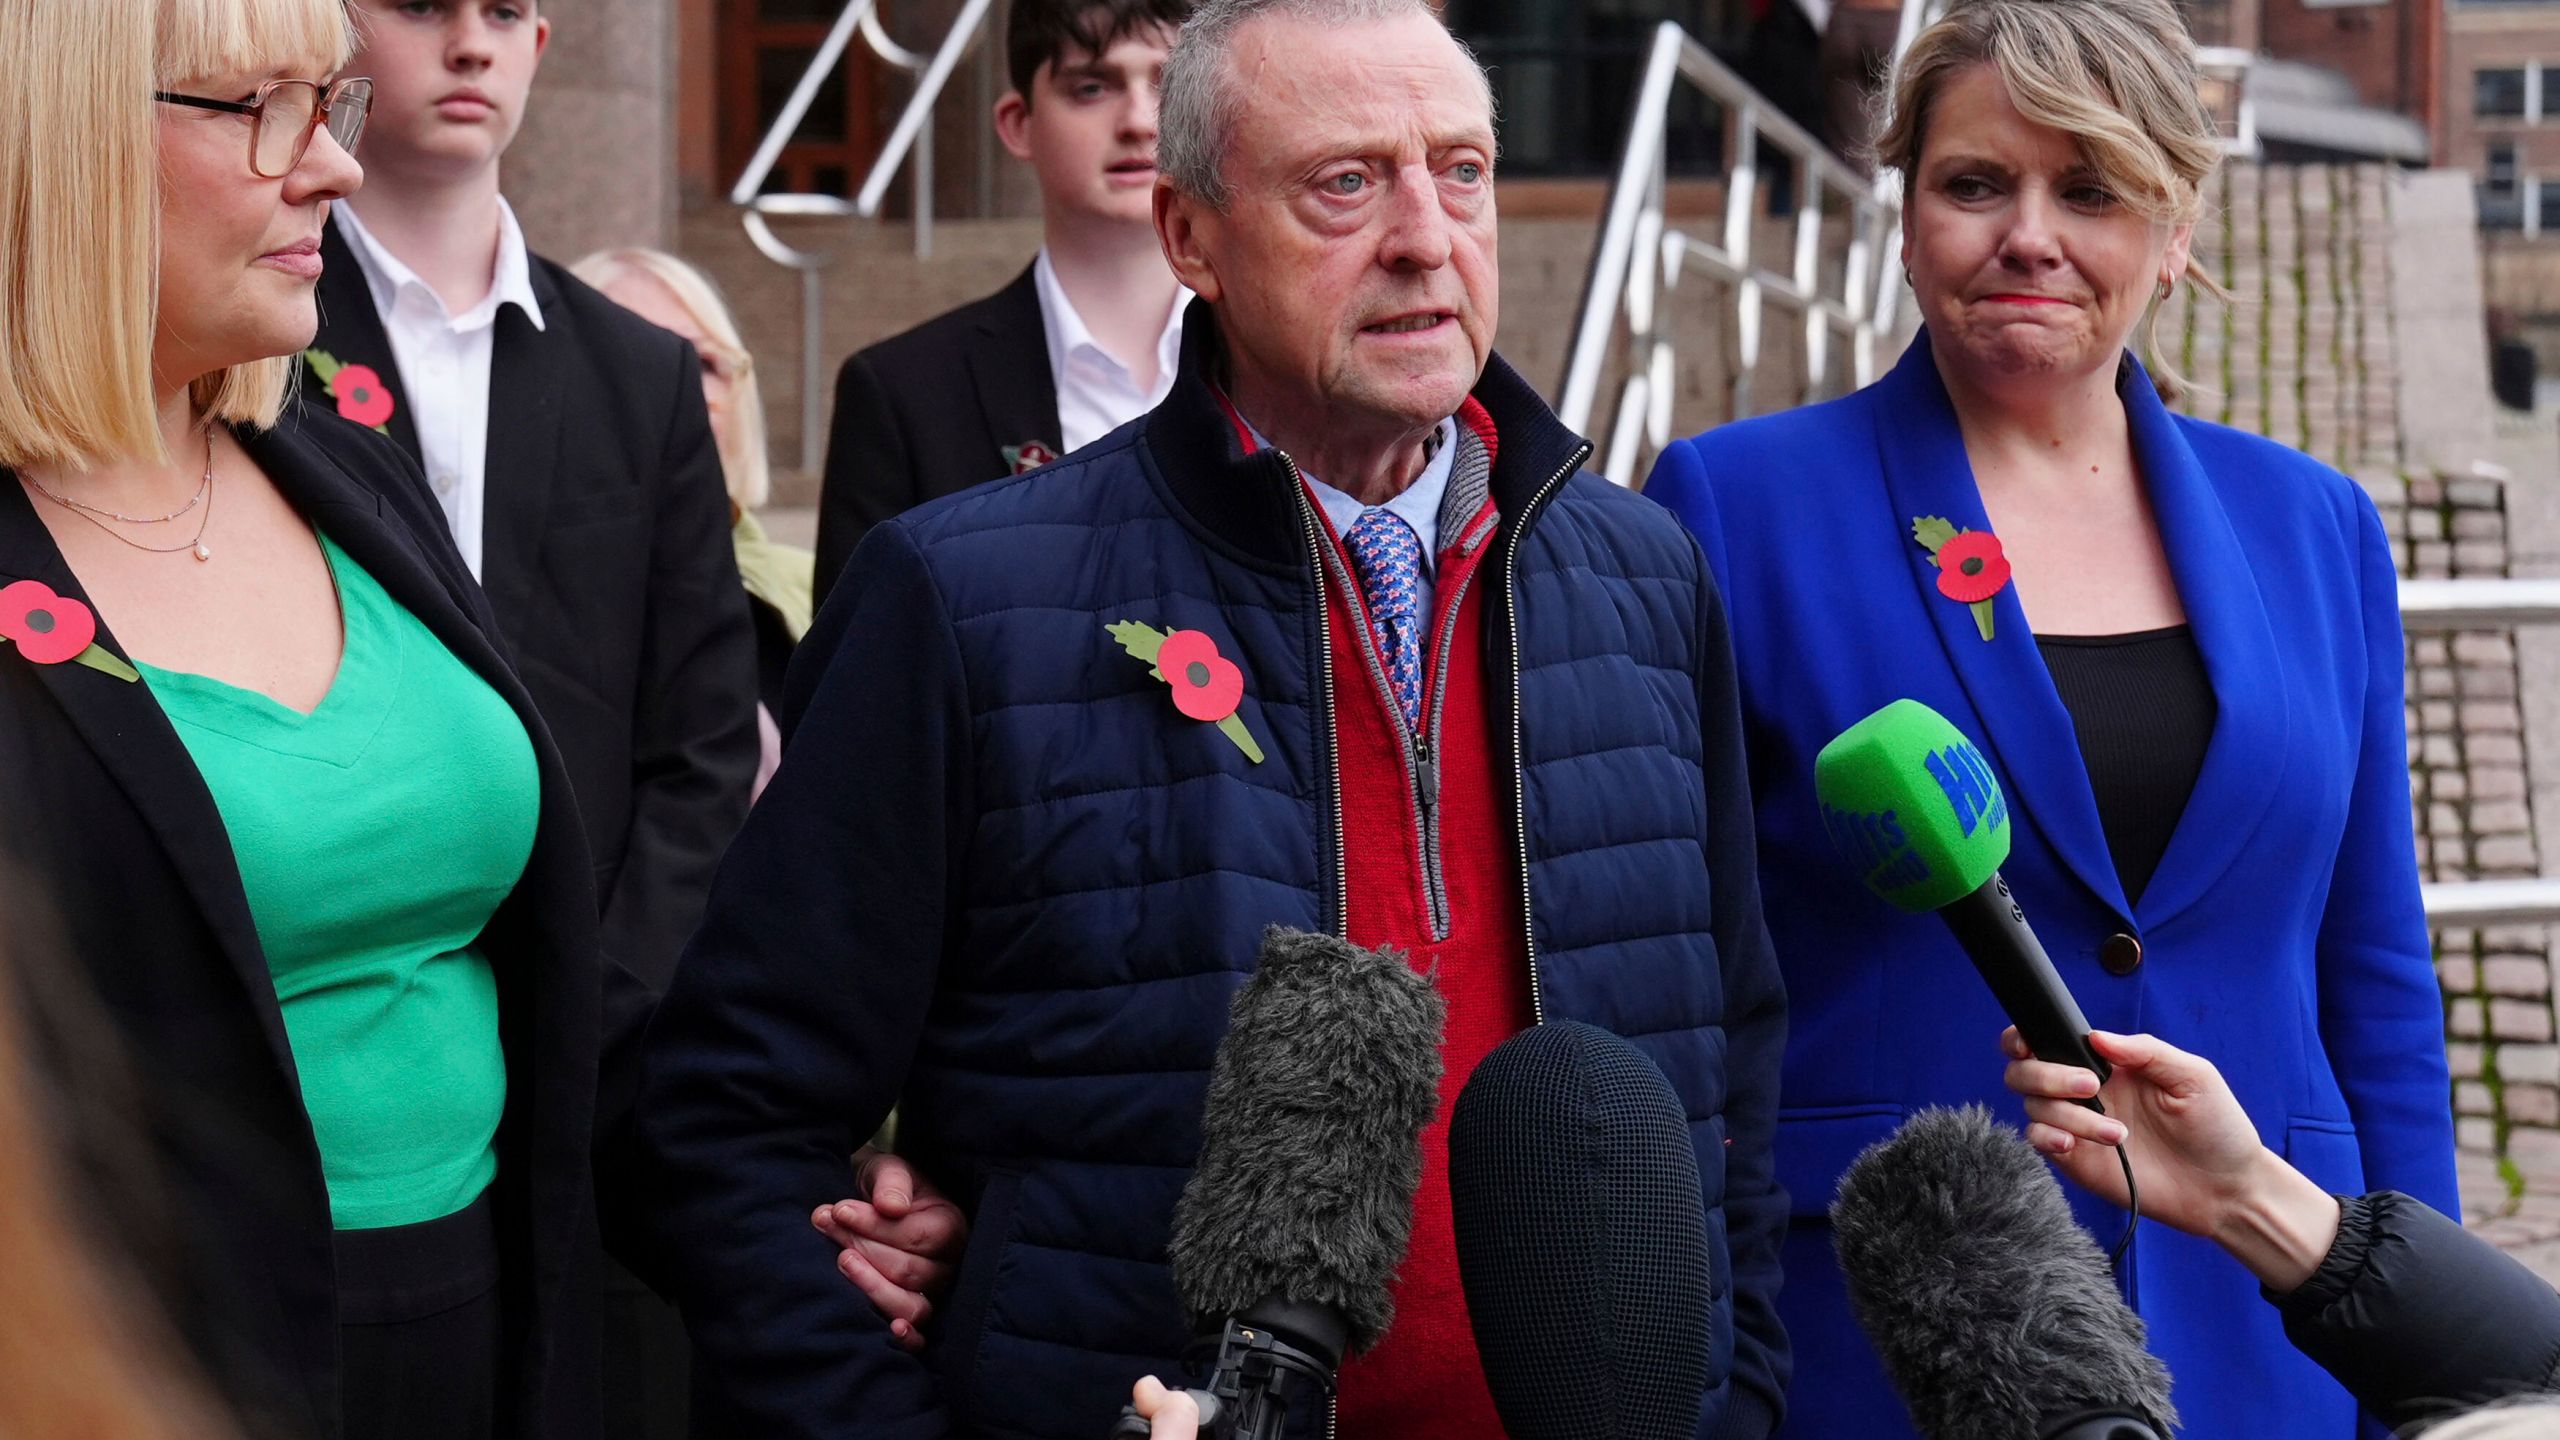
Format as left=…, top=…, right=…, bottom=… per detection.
left=1159, top=10, right=1497, bottom=440
left=345, top=1, right=549, bottom=183
left=996, top=21, right=1177, bottom=231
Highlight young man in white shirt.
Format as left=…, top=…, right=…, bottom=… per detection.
left=811, top=0, right=1194, bottom=601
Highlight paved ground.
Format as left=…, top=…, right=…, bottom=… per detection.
left=2464, top=1143, right=2560, bottom=1283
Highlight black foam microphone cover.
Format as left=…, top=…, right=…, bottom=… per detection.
left=1832, top=1107, right=2177, bottom=1440
left=1448, top=1021, right=1712, bottom=1440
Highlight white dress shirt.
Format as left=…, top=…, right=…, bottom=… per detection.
left=1032, top=247, right=1188, bottom=454
left=334, top=199, right=548, bottom=580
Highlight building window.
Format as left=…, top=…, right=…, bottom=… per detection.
left=2481, top=67, right=2531, bottom=120
left=2482, top=141, right=2524, bottom=231
left=2541, top=179, right=2560, bottom=234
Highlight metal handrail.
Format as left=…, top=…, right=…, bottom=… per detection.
left=2423, top=879, right=2560, bottom=929
left=729, top=0, right=998, bottom=468
left=2400, top=580, right=2560, bottom=630
left=2398, top=578, right=2560, bottom=925
left=1558, top=21, right=1905, bottom=486
left=1562, top=14, right=2258, bottom=489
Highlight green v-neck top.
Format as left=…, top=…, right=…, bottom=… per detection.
left=138, top=536, right=538, bottom=1230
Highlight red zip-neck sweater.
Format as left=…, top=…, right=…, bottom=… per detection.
left=1225, top=397, right=1532, bottom=1439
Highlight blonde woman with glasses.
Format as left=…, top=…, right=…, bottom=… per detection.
left=1646, top=0, right=2456, bottom=1433
left=0, top=4, right=628, bottom=1437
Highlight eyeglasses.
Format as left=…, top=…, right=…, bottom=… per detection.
left=153, top=77, right=374, bottom=179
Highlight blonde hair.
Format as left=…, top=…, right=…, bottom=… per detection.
left=568, top=248, right=773, bottom=512
left=0, top=0, right=351, bottom=471
left=1873, top=0, right=2228, bottom=399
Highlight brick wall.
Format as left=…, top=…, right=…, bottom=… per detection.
left=2160, top=163, right=2399, bottom=467
left=2166, top=164, right=2560, bottom=1205
left=2387, top=482, right=2560, bottom=1181
left=2262, top=0, right=2433, bottom=120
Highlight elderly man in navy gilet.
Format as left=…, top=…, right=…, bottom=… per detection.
left=630, top=1, right=1791, bottom=1435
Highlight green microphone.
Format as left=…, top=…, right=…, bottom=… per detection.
left=1814, top=699, right=2111, bottom=1089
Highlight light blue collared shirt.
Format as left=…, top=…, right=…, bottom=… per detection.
left=1248, top=416, right=1459, bottom=622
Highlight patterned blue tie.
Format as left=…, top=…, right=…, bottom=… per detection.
left=1344, top=508, right=1425, bottom=727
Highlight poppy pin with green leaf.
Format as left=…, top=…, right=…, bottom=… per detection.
left=304, top=348, right=394, bottom=435
left=0, top=581, right=139, bottom=681
left=1913, top=515, right=2012, bottom=642
left=1106, top=620, right=1265, bottom=764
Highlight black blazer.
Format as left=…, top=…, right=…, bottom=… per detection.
left=311, top=218, right=757, bottom=992
left=0, top=407, right=609, bottom=1440
left=812, top=263, right=1058, bottom=602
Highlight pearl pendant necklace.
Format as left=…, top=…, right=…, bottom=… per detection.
left=27, top=429, right=218, bottom=561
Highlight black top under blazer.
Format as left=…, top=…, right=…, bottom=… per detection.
left=0, top=405, right=614, bottom=1440
left=812, top=262, right=1059, bottom=603
left=311, top=218, right=758, bottom=993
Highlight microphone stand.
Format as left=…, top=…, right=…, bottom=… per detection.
left=1109, top=1297, right=1344, bottom=1440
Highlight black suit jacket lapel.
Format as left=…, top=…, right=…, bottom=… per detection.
left=478, top=261, right=568, bottom=628
left=312, top=218, right=423, bottom=461
left=966, top=264, right=1063, bottom=474
left=0, top=474, right=296, bottom=1074
left=249, top=420, right=517, bottom=711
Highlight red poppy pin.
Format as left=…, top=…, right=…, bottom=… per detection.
left=304, top=348, right=394, bottom=434
left=1106, top=620, right=1266, bottom=764
left=1003, top=441, right=1060, bottom=475
left=1912, top=516, right=2012, bottom=642
left=0, top=581, right=139, bottom=682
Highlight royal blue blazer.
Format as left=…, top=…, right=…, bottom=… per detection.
left=1646, top=335, right=2459, bottom=1438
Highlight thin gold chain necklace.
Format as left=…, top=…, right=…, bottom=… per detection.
left=27, top=430, right=217, bottom=562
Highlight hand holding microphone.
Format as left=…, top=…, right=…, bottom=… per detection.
left=1122, top=1378, right=1204, bottom=1440
left=2002, top=1027, right=2341, bottom=1295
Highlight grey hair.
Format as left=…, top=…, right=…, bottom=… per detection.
left=2421, top=1402, right=2560, bottom=1438
left=1157, top=0, right=1495, bottom=209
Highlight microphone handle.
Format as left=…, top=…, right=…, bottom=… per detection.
left=1938, top=872, right=2112, bottom=1090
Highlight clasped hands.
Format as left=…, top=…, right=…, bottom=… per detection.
left=811, top=1144, right=970, bottom=1352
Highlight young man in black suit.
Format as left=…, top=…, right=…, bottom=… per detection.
left=309, top=4, right=755, bottom=1434
left=313, top=0, right=754, bottom=1000
left=812, top=0, right=1193, bottom=601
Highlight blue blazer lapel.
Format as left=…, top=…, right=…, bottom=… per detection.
left=1871, top=337, right=2133, bottom=924
left=2116, top=358, right=2289, bottom=929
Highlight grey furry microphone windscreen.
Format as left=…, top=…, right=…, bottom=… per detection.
left=1448, top=1020, right=1712, bottom=1440
left=1830, top=1106, right=2178, bottom=1440
left=1164, top=927, right=1445, bottom=1355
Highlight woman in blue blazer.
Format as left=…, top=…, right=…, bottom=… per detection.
left=1646, top=1, right=2458, bottom=1434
